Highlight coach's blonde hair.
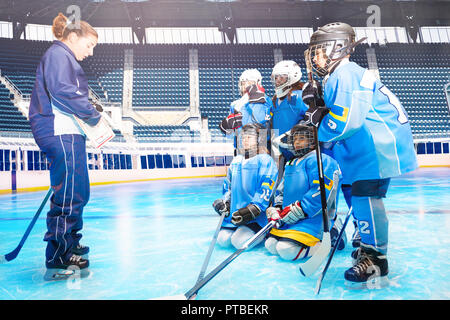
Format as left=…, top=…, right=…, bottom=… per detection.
left=52, top=13, right=98, bottom=40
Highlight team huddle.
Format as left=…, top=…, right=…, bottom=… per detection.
left=28, top=13, right=418, bottom=287
left=212, top=22, right=418, bottom=286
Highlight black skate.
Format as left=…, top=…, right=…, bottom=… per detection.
left=330, top=217, right=346, bottom=250
left=44, top=254, right=90, bottom=281
left=351, top=247, right=360, bottom=266
left=71, top=243, right=89, bottom=256
left=351, top=221, right=361, bottom=248
left=344, top=245, right=389, bottom=289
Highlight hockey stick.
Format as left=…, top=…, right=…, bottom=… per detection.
left=153, top=220, right=277, bottom=300
left=0, top=187, right=52, bottom=264
left=315, top=206, right=353, bottom=295
left=184, top=219, right=277, bottom=300
left=298, top=51, right=332, bottom=277
left=194, top=210, right=228, bottom=284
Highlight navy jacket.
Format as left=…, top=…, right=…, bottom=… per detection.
left=29, top=40, right=100, bottom=139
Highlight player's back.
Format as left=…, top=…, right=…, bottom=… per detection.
left=320, top=61, right=418, bottom=182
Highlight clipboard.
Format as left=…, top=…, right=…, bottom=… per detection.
left=75, top=115, right=115, bottom=149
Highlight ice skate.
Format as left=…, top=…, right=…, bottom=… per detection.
left=44, top=254, right=90, bottom=281
left=344, top=245, right=389, bottom=289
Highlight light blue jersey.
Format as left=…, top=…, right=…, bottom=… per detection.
left=270, top=90, right=309, bottom=159
left=319, top=61, right=418, bottom=183
left=271, top=90, right=309, bottom=136
left=230, top=94, right=272, bottom=128
left=272, top=151, right=341, bottom=240
left=221, top=153, right=278, bottom=229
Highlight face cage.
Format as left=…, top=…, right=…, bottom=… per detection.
left=288, top=130, right=315, bottom=158
left=307, top=40, right=349, bottom=78
left=237, top=129, right=268, bottom=159
left=271, top=73, right=291, bottom=98
left=306, top=43, right=332, bottom=78
left=239, top=80, right=257, bottom=96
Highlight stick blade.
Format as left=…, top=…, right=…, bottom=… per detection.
left=299, top=232, right=331, bottom=277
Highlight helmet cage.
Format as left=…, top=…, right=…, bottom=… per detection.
left=305, top=38, right=352, bottom=78
left=237, top=124, right=268, bottom=159
left=271, top=61, right=302, bottom=98
left=287, top=125, right=315, bottom=158
left=239, top=69, right=262, bottom=96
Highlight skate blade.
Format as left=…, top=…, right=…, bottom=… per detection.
left=44, top=268, right=91, bottom=281
left=344, top=276, right=389, bottom=290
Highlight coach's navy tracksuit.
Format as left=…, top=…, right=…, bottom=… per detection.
left=29, top=40, right=100, bottom=265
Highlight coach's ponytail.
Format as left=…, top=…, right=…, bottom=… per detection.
left=52, top=13, right=67, bottom=40
left=52, top=12, right=98, bottom=40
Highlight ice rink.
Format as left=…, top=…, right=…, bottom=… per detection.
left=1, top=167, right=449, bottom=300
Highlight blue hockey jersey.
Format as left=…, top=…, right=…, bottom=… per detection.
left=29, top=40, right=101, bottom=140
left=318, top=60, right=418, bottom=183
left=221, top=153, right=278, bottom=229
left=230, top=94, right=273, bottom=128
left=271, top=90, right=309, bottom=160
left=270, top=90, right=309, bottom=137
left=271, top=151, right=341, bottom=241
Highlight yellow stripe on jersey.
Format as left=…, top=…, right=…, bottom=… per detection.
left=262, top=179, right=275, bottom=190
left=329, top=104, right=349, bottom=122
left=269, top=228, right=320, bottom=247
left=313, top=175, right=334, bottom=190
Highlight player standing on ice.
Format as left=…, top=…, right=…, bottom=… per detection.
left=212, top=123, right=278, bottom=249
left=29, top=13, right=102, bottom=280
left=302, top=22, right=418, bottom=286
left=219, top=69, right=272, bottom=135
left=270, top=60, right=309, bottom=163
left=265, top=124, right=345, bottom=261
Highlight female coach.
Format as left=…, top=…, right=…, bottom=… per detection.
left=29, top=13, right=101, bottom=280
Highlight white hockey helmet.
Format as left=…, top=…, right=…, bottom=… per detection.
left=239, top=69, right=262, bottom=96
left=271, top=60, right=302, bottom=98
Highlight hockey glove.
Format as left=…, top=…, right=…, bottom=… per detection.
left=301, top=80, right=325, bottom=107
left=219, top=113, right=243, bottom=134
left=246, top=84, right=266, bottom=104
left=266, top=206, right=282, bottom=223
left=212, top=199, right=230, bottom=217
left=280, top=201, right=307, bottom=225
left=304, top=106, right=329, bottom=127
left=231, top=204, right=261, bottom=226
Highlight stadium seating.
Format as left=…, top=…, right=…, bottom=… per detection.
left=0, top=82, right=31, bottom=132
left=375, top=43, right=450, bottom=138
left=0, top=39, right=448, bottom=142
left=133, top=124, right=200, bottom=143
left=132, top=45, right=190, bottom=107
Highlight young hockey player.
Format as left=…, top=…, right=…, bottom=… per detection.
left=29, top=13, right=101, bottom=280
left=302, top=22, right=418, bottom=286
left=265, top=124, right=345, bottom=261
left=270, top=60, right=309, bottom=162
left=212, top=123, right=278, bottom=249
left=219, top=69, right=272, bottom=135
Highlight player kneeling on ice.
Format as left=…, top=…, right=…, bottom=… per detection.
left=212, top=123, right=278, bottom=249
left=265, top=124, right=345, bottom=261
